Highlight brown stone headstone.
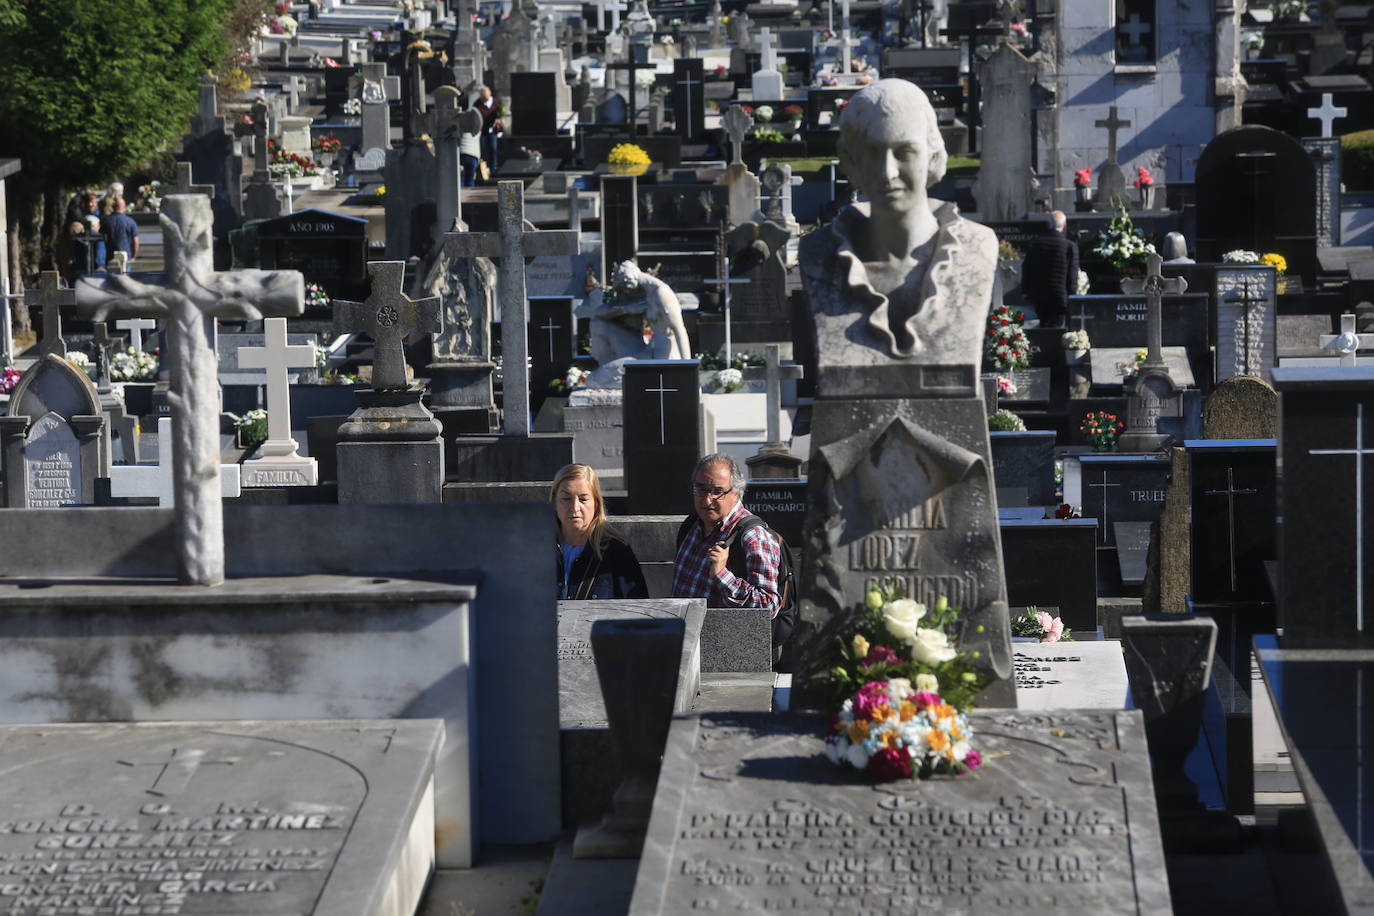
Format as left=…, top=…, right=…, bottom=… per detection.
left=1143, top=446, right=1190, bottom=614
left=1201, top=375, right=1277, bottom=440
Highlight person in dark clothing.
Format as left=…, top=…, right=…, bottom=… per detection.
left=552, top=463, right=649, bottom=600
left=473, top=85, right=503, bottom=170
left=103, top=196, right=140, bottom=268
left=1020, top=210, right=1078, bottom=329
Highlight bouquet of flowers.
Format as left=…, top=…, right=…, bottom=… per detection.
left=711, top=64, right=728, bottom=80
left=997, top=240, right=1020, bottom=261
left=311, top=341, right=330, bottom=370
left=697, top=351, right=764, bottom=372
left=548, top=365, right=589, bottom=394
left=235, top=409, right=269, bottom=447
left=752, top=105, right=774, bottom=123
left=266, top=141, right=320, bottom=179
left=1093, top=207, right=1155, bottom=269
left=1222, top=249, right=1260, bottom=264
left=110, top=348, right=158, bottom=382
left=711, top=367, right=743, bottom=393
left=1061, top=329, right=1091, bottom=350
left=1133, top=167, right=1153, bottom=188
left=1074, top=168, right=1092, bottom=187
left=607, top=142, right=651, bottom=175
left=1076, top=269, right=1091, bottom=295
left=989, top=408, right=1026, bottom=431
left=782, top=104, right=805, bottom=123
left=0, top=365, right=20, bottom=395
left=132, top=182, right=162, bottom=213
left=1260, top=252, right=1287, bottom=274
left=985, top=304, right=1034, bottom=371
left=343, top=98, right=362, bottom=116
left=752, top=128, right=786, bottom=144
left=1011, top=607, right=1071, bottom=642
left=996, top=375, right=1017, bottom=395
left=305, top=282, right=332, bottom=309
left=66, top=352, right=90, bottom=373
left=824, top=679, right=983, bottom=780
left=312, top=136, right=342, bottom=155
left=1080, top=410, right=1124, bottom=451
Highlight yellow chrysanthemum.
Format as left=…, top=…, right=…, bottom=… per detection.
left=878, top=730, right=901, bottom=749
left=898, top=701, right=917, bottom=722
left=927, top=729, right=950, bottom=752
left=847, top=722, right=869, bottom=744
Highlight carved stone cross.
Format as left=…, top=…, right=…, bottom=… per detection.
left=723, top=105, right=753, bottom=166
left=237, top=317, right=315, bottom=459
left=1095, top=105, right=1131, bottom=166
left=76, top=194, right=303, bottom=586
left=1120, top=252, right=1186, bottom=369
left=761, top=343, right=803, bottom=445
left=442, top=181, right=579, bottom=436
left=26, top=271, right=75, bottom=357
left=334, top=261, right=441, bottom=391
left=110, top=416, right=242, bottom=508
left=118, top=746, right=239, bottom=797
left=117, top=317, right=157, bottom=352
left=233, top=99, right=271, bottom=180
left=169, top=161, right=214, bottom=199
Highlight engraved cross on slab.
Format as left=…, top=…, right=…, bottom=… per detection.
left=334, top=261, right=441, bottom=391
left=119, top=746, right=239, bottom=797
left=27, top=271, right=75, bottom=357
left=169, top=161, right=214, bottom=199
left=1095, top=106, right=1131, bottom=167
left=1307, top=92, right=1348, bottom=140
left=644, top=373, right=678, bottom=446
left=1309, top=402, right=1372, bottom=632
left=442, top=181, right=579, bottom=436
left=1321, top=313, right=1374, bottom=367
left=1204, top=466, right=1258, bottom=593
left=1225, top=275, right=1267, bottom=376
left=1088, top=470, right=1119, bottom=545
left=1121, top=253, right=1187, bottom=369
left=1069, top=301, right=1094, bottom=332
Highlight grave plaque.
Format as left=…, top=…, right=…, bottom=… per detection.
left=990, top=430, right=1056, bottom=507
left=529, top=297, right=577, bottom=393
left=1068, top=293, right=1208, bottom=372
left=1000, top=367, right=1050, bottom=403
left=744, top=477, right=808, bottom=544
left=1078, top=455, right=1170, bottom=548
left=0, top=719, right=442, bottom=916
left=23, top=412, right=83, bottom=507
left=1214, top=267, right=1277, bottom=384
left=565, top=402, right=625, bottom=474
left=623, top=360, right=701, bottom=514
left=629, top=711, right=1169, bottom=914
left=1015, top=641, right=1130, bottom=709
left=1000, top=518, right=1099, bottom=634
left=1188, top=440, right=1276, bottom=605
left=256, top=208, right=368, bottom=302
left=1090, top=348, right=1195, bottom=389
left=0, top=354, right=104, bottom=509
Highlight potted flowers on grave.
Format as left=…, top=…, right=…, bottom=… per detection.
left=312, top=135, right=342, bottom=170
left=235, top=409, right=269, bottom=451
left=1222, top=249, right=1260, bottom=265
left=267, top=140, right=321, bottom=189
left=822, top=585, right=985, bottom=782
left=1133, top=167, right=1155, bottom=210
left=1073, top=167, right=1092, bottom=208
left=548, top=365, right=590, bottom=395
left=1080, top=410, right=1124, bottom=451
left=65, top=351, right=91, bottom=379
left=697, top=350, right=764, bottom=393
left=303, top=282, right=332, bottom=317
left=1061, top=328, right=1091, bottom=365
left=1011, top=607, right=1072, bottom=643
left=1093, top=205, right=1155, bottom=272
left=131, top=181, right=163, bottom=214
left=996, top=375, right=1017, bottom=397
left=110, top=348, right=158, bottom=383
left=1261, top=252, right=1292, bottom=293
left=0, top=364, right=20, bottom=403
left=984, top=303, right=1034, bottom=372
left=988, top=408, right=1026, bottom=432
left=607, top=142, right=651, bottom=176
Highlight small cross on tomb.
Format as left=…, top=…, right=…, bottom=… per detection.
left=1088, top=470, right=1120, bottom=545
left=1095, top=106, right=1132, bottom=167
left=1121, top=253, right=1187, bottom=369
left=675, top=68, right=702, bottom=140
left=1203, top=467, right=1258, bottom=593
left=442, top=181, right=579, bottom=436
left=1308, top=92, right=1348, bottom=140
left=286, top=75, right=307, bottom=114
left=1226, top=276, right=1267, bottom=376
left=27, top=271, right=75, bottom=357
left=606, top=50, right=657, bottom=133
left=169, top=161, right=214, bottom=199
left=723, top=105, right=754, bottom=166
left=109, top=416, right=242, bottom=507
left=76, top=194, right=303, bottom=586
left=539, top=314, right=562, bottom=363
left=1120, top=13, right=1151, bottom=47
left=237, top=317, right=315, bottom=454
left=1308, top=402, right=1373, bottom=632
left=645, top=373, right=678, bottom=446
left=1069, top=301, right=1094, bottom=332
left=334, top=261, right=441, bottom=391
left=1321, top=313, right=1374, bottom=366
left=118, top=746, right=238, bottom=797
left=761, top=343, right=803, bottom=445
left=91, top=322, right=116, bottom=391
left=758, top=27, right=778, bottom=72
left=117, top=317, right=157, bottom=353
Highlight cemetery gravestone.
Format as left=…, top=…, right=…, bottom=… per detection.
left=623, top=360, right=701, bottom=515
left=629, top=711, right=1170, bottom=914
left=27, top=271, right=75, bottom=358
left=237, top=317, right=319, bottom=487
left=1188, top=440, right=1276, bottom=605
left=672, top=58, right=705, bottom=141
left=1214, top=267, right=1277, bottom=384
left=0, top=720, right=443, bottom=916
left=1000, top=517, right=1100, bottom=634
left=601, top=175, right=639, bottom=281
left=109, top=417, right=242, bottom=506
left=1079, top=455, right=1171, bottom=549
left=0, top=354, right=105, bottom=508
left=564, top=402, right=625, bottom=477
left=256, top=208, right=369, bottom=302
left=1015, top=641, right=1130, bottom=710
left=1302, top=136, right=1342, bottom=249
left=530, top=297, right=577, bottom=395
left=512, top=71, right=559, bottom=137
left=990, top=429, right=1057, bottom=506
left=1202, top=375, right=1277, bottom=440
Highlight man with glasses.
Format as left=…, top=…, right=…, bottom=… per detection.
left=672, top=453, right=782, bottom=615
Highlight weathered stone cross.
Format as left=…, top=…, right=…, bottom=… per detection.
left=442, top=181, right=579, bottom=436
left=76, top=194, right=303, bottom=586
left=1095, top=105, right=1131, bottom=167
left=761, top=343, right=802, bottom=445
left=27, top=271, right=75, bottom=357
left=169, top=161, right=215, bottom=199
left=723, top=105, right=753, bottom=166
left=1120, top=253, right=1186, bottom=369
left=233, top=99, right=272, bottom=181
left=334, top=261, right=441, bottom=390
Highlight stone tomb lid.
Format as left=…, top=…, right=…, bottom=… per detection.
left=1015, top=640, right=1130, bottom=710
left=1091, top=347, right=1195, bottom=388
left=558, top=599, right=707, bottom=729
left=629, top=710, right=1170, bottom=915
left=0, top=719, right=442, bottom=916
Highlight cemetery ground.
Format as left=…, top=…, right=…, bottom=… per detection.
left=6, top=0, right=1374, bottom=912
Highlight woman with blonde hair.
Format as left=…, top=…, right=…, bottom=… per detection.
left=552, top=463, right=648, bottom=600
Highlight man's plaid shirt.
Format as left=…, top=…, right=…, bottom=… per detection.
left=672, top=501, right=781, bottom=617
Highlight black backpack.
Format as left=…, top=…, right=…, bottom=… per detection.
left=676, top=514, right=797, bottom=652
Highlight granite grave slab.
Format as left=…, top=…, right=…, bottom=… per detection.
left=1078, top=455, right=1171, bottom=549
left=1015, top=640, right=1130, bottom=710
left=1000, top=518, right=1099, bottom=634
left=1187, top=439, right=1276, bottom=605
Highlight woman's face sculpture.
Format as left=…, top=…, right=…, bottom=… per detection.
left=843, top=127, right=932, bottom=218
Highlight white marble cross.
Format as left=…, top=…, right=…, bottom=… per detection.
left=110, top=417, right=241, bottom=507
left=236, top=317, right=315, bottom=478
left=722, top=106, right=754, bottom=166
left=758, top=27, right=777, bottom=72
left=1309, top=402, right=1371, bottom=632
left=117, top=317, right=157, bottom=353
left=1320, top=313, right=1374, bottom=366
left=1308, top=93, right=1347, bottom=140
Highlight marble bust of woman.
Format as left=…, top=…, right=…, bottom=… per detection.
left=800, top=79, right=997, bottom=368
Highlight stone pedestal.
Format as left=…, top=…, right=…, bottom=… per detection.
left=337, top=388, right=445, bottom=503
left=428, top=358, right=498, bottom=434
left=746, top=440, right=803, bottom=478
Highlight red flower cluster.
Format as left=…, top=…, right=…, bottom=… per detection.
left=1134, top=167, right=1154, bottom=188
left=1080, top=411, right=1125, bottom=450
left=1074, top=167, right=1092, bottom=187
left=783, top=104, right=805, bottom=119
left=313, top=135, right=342, bottom=154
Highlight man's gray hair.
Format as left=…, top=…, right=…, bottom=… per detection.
left=1050, top=210, right=1067, bottom=232
left=692, top=452, right=746, bottom=498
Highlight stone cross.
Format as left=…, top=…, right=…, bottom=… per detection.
left=434, top=86, right=480, bottom=234
left=26, top=271, right=75, bottom=357
left=1120, top=253, right=1187, bottom=369
left=76, top=194, right=303, bottom=586
left=109, top=416, right=242, bottom=507
left=334, top=261, right=441, bottom=391
left=761, top=343, right=802, bottom=444
left=441, top=181, right=579, bottom=436
left=1121, top=13, right=1151, bottom=47
left=191, top=74, right=224, bottom=137
left=723, top=105, right=753, bottom=166
left=232, top=99, right=271, bottom=181
left=758, top=27, right=777, bottom=71
left=1203, top=467, right=1257, bottom=593
left=704, top=275, right=750, bottom=367
left=1095, top=106, right=1131, bottom=168
left=91, top=322, right=115, bottom=391
left=286, top=75, right=307, bottom=114
left=1308, top=401, right=1372, bottom=631
left=1321, top=313, right=1374, bottom=366
left=169, top=161, right=215, bottom=199
left=606, top=51, right=657, bottom=133
left=237, top=317, right=315, bottom=458
left=117, top=317, right=157, bottom=353
left=1307, top=92, right=1347, bottom=139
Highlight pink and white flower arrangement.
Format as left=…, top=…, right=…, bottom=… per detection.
left=824, top=679, right=983, bottom=780
left=996, top=375, right=1018, bottom=395
left=0, top=365, right=20, bottom=395
left=1011, top=606, right=1072, bottom=642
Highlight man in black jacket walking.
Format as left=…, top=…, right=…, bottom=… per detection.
left=1020, top=210, right=1078, bottom=329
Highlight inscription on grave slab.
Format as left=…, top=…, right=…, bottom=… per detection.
left=630, top=711, right=1169, bottom=915
left=24, top=412, right=82, bottom=508
left=1015, top=642, right=1129, bottom=710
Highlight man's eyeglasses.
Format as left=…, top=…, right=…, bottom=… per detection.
left=691, top=484, right=733, bottom=500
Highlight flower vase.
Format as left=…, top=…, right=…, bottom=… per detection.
left=1137, top=185, right=1155, bottom=210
